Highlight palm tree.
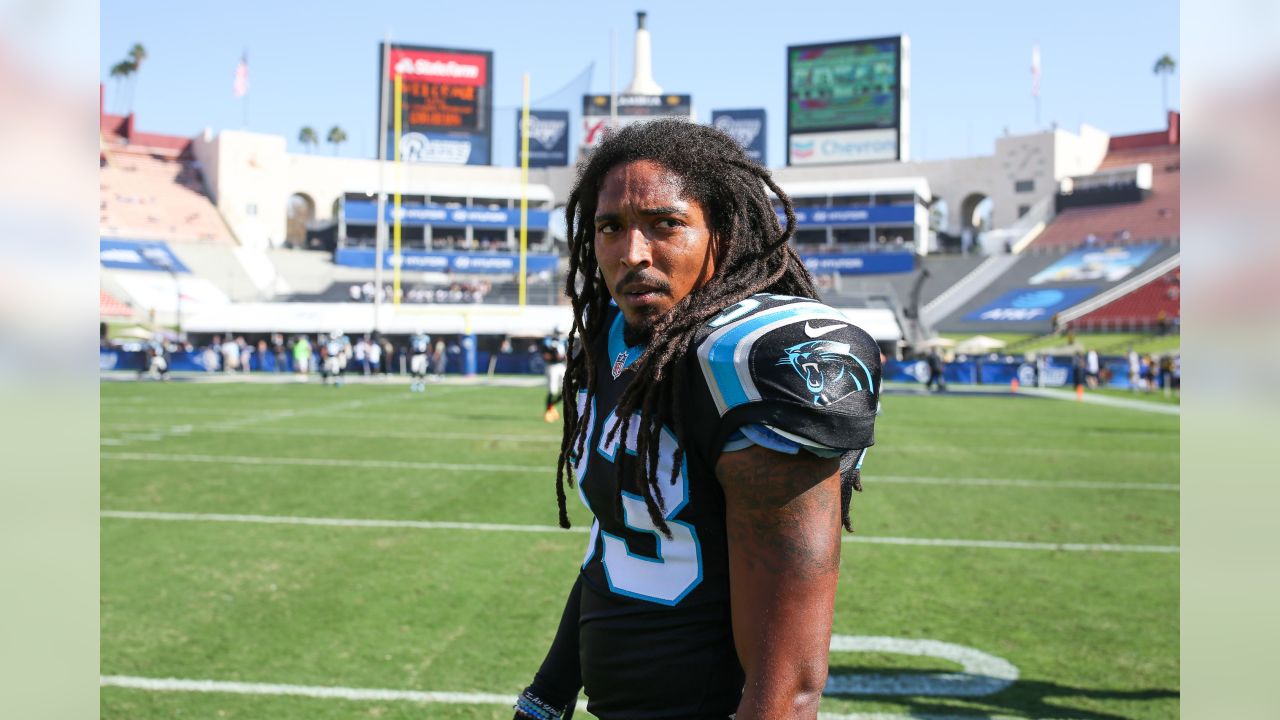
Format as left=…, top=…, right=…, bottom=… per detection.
left=1153, top=54, right=1176, bottom=114
left=108, top=60, right=135, bottom=113
left=125, top=43, right=147, bottom=114
left=326, top=125, right=348, bottom=155
left=298, top=126, right=319, bottom=154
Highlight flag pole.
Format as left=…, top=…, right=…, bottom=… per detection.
left=518, top=73, right=531, bottom=308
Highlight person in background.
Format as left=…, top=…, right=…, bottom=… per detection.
left=368, top=335, right=382, bottom=376
left=409, top=330, right=432, bottom=393
left=354, top=336, right=369, bottom=376
left=431, top=340, right=447, bottom=380
left=926, top=347, right=947, bottom=392
left=324, top=330, right=350, bottom=386
left=1127, top=346, right=1141, bottom=392
left=1085, top=348, right=1100, bottom=389
left=220, top=334, right=240, bottom=374
left=293, top=334, right=311, bottom=380
left=541, top=327, right=568, bottom=422
left=272, top=333, right=288, bottom=373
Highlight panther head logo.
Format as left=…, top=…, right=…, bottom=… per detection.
left=779, top=340, right=872, bottom=406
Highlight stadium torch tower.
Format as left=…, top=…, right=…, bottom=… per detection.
left=625, top=11, right=662, bottom=95
left=582, top=11, right=693, bottom=157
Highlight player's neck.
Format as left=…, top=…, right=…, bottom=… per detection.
left=622, top=321, right=651, bottom=348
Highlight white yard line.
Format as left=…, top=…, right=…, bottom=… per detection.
left=98, top=674, right=1071, bottom=719
left=100, top=510, right=1178, bottom=554
left=99, top=675, right=524, bottom=707
left=874, top=475, right=1177, bottom=492
left=100, top=451, right=1177, bottom=491
left=100, top=452, right=548, bottom=473
left=1016, top=387, right=1181, bottom=415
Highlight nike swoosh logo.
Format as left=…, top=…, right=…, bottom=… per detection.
left=804, top=322, right=844, bottom=338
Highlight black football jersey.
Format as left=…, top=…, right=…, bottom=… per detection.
left=570, top=294, right=880, bottom=720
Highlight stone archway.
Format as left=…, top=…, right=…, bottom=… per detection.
left=286, top=193, right=316, bottom=248
left=960, top=192, right=992, bottom=233
left=958, top=192, right=993, bottom=254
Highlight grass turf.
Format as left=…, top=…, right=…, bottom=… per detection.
left=101, top=379, right=1179, bottom=719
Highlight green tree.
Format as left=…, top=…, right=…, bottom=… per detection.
left=1153, top=54, right=1176, bottom=114
left=108, top=60, right=135, bottom=113
left=124, top=43, right=147, bottom=113
left=326, top=125, right=348, bottom=155
left=298, top=126, right=319, bottom=154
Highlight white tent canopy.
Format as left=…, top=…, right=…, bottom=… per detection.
left=954, top=335, right=1008, bottom=354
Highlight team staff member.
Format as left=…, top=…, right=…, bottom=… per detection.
left=513, top=120, right=881, bottom=720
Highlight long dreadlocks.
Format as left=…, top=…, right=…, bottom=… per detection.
left=554, top=118, right=864, bottom=537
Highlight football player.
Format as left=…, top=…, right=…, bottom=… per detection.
left=322, top=330, right=349, bottom=386
left=409, top=329, right=432, bottom=392
left=513, top=119, right=880, bottom=720
left=542, top=327, right=568, bottom=422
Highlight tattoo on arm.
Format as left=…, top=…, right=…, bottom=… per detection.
left=717, top=446, right=842, bottom=580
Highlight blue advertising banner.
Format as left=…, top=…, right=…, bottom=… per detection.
left=344, top=200, right=549, bottom=229
left=517, top=109, right=570, bottom=167
left=1029, top=244, right=1159, bottom=285
left=964, top=287, right=1098, bottom=322
left=712, top=109, right=767, bottom=165
left=778, top=204, right=915, bottom=227
left=334, top=248, right=559, bottom=274
left=100, top=239, right=191, bottom=273
left=798, top=251, right=913, bottom=275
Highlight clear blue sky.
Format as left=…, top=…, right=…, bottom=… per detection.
left=101, top=0, right=1178, bottom=168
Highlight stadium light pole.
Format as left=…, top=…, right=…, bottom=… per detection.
left=374, top=34, right=391, bottom=332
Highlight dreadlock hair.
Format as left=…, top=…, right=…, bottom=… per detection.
left=554, top=118, right=865, bottom=538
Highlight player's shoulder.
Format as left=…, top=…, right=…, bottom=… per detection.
left=693, top=293, right=880, bottom=415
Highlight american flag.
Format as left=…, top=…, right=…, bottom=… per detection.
left=234, top=52, right=249, bottom=98
left=1030, top=45, right=1041, bottom=98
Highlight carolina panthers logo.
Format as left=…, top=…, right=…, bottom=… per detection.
left=779, top=340, right=872, bottom=406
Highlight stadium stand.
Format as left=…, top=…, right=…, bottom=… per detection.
left=1030, top=112, right=1179, bottom=250
left=100, top=116, right=234, bottom=246
left=927, top=113, right=1181, bottom=337
left=1067, top=267, right=1180, bottom=332
left=932, top=243, right=1179, bottom=335
left=100, top=289, right=134, bottom=319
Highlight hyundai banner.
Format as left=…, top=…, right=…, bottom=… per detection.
left=712, top=109, right=766, bottom=165
left=517, top=109, right=570, bottom=167
left=781, top=204, right=915, bottom=227
left=334, top=248, right=558, bottom=274
left=344, top=200, right=549, bottom=229
left=798, top=252, right=913, bottom=275
left=100, top=239, right=190, bottom=273
left=964, top=287, right=1098, bottom=322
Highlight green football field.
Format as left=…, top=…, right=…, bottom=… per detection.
left=101, top=378, right=1179, bottom=719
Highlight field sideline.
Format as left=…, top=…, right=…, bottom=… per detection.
left=101, top=379, right=1179, bottom=719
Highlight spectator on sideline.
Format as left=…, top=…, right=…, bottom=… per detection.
left=1086, top=348, right=1100, bottom=389
left=293, top=335, right=311, bottom=378
left=272, top=333, right=288, bottom=373
left=368, top=336, right=382, bottom=375
left=925, top=348, right=947, bottom=392
left=354, top=337, right=369, bottom=375
left=1128, top=347, right=1140, bottom=392
left=221, top=335, right=241, bottom=373
left=431, top=340, right=447, bottom=379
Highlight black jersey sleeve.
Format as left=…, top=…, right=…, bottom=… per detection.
left=692, top=295, right=881, bottom=457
